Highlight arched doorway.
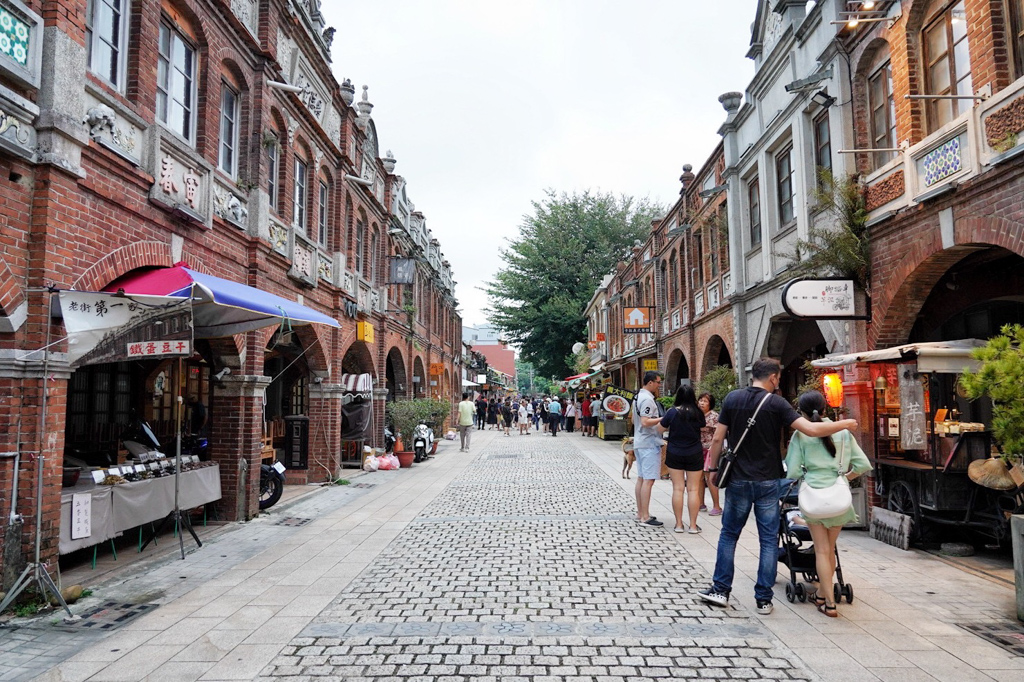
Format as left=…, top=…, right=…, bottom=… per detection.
left=412, top=357, right=426, bottom=397
left=665, top=348, right=690, bottom=389
left=701, top=335, right=733, bottom=377
left=385, top=346, right=406, bottom=402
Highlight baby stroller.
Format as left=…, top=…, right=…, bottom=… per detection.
left=778, top=479, right=854, bottom=604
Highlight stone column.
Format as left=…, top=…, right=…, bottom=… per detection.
left=306, top=381, right=344, bottom=484
left=210, top=373, right=270, bottom=521
left=372, top=388, right=389, bottom=451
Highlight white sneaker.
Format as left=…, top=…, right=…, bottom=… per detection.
left=698, top=588, right=729, bottom=607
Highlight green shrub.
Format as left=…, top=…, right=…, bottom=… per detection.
left=696, top=365, right=739, bottom=409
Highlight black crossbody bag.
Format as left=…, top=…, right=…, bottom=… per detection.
left=716, top=391, right=772, bottom=487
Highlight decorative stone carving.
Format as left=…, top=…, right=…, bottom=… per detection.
left=294, top=71, right=325, bottom=121
left=370, top=290, right=380, bottom=312
left=382, top=150, right=396, bottom=174
left=83, top=104, right=116, bottom=139
left=865, top=170, right=905, bottom=212
left=286, top=116, right=299, bottom=146
left=984, top=93, right=1024, bottom=150
left=340, top=79, right=355, bottom=106
left=322, top=27, right=335, bottom=50
left=230, top=0, right=258, bottom=36
left=269, top=221, right=289, bottom=255
left=214, top=183, right=248, bottom=225
left=342, top=271, right=354, bottom=294
left=318, top=253, right=332, bottom=282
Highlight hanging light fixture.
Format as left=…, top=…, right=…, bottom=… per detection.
left=822, top=373, right=845, bottom=408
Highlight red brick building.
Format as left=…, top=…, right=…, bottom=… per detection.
left=0, top=0, right=461, bottom=580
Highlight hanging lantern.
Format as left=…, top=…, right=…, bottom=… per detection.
left=822, top=372, right=844, bottom=408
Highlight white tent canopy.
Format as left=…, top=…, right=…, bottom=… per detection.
left=811, top=339, right=985, bottom=374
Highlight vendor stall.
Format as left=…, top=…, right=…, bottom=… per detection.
left=813, top=340, right=1024, bottom=544
left=598, top=385, right=634, bottom=440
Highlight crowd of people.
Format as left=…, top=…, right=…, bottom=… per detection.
left=460, top=394, right=607, bottom=439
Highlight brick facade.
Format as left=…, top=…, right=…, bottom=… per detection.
left=0, top=0, right=461, bottom=580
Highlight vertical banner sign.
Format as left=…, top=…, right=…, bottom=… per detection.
left=389, top=258, right=416, bottom=284
left=70, top=492, right=91, bottom=540
left=898, top=363, right=927, bottom=450
left=60, top=292, right=193, bottom=367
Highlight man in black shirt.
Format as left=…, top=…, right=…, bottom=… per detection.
left=697, top=357, right=857, bottom=615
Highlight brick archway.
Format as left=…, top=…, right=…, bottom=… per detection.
left=871, top=215, right=1024, bottom=348
left=71, top=241, right=176, bottom=291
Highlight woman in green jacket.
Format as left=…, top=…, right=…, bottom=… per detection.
left=784, top=391, right=872, bottom=618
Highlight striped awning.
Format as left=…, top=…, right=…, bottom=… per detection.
left=341, top=373, right=373, bottom=395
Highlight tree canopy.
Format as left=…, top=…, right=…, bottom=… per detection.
left=486, top=190, right=662, bottom=379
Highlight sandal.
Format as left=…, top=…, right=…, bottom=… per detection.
left=810, top=594, right=826, bottom=607
left=817, top=602, right=838, bottom=618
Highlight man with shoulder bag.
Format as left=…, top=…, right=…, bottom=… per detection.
left=697, top=357, right=857, bottom=615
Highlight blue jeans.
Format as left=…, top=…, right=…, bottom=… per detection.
left=711, top=478, right=781, bottom=602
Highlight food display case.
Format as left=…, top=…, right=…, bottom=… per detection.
left=598, top=386, right=634, bottom=440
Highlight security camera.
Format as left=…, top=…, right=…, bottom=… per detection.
left=214, top=367, right=231, bottom=381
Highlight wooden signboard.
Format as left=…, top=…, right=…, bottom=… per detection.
left=898, top=363, right=927, bottom=450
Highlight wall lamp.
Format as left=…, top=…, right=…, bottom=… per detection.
left=698, top=185, right=726, bottom=199
left=344, top=174, right=373, bottom=186
left=811, top=91, right=836, bottom=109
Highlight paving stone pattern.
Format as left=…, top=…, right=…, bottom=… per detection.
left=263, top=437, right=812, bottom=680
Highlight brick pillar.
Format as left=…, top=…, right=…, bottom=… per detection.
left=209, top=373, right=269, bottom=521
left=372, top=388, right=389, bottom=452
left=302, top=382, right=344, bottom=484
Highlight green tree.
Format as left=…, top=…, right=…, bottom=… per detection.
left=696, top=365, right=739, bottom=410
left=486, top=190, right=662, bottom=378
left=961, top=324, right=1024, bottom=459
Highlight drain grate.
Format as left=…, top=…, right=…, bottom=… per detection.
left=63, top=601, right=157, bottom=630
left=490, top=454, right=522, bottom=460
left=350, top=482, right=376, bottom=488
left=275, top=517, right=312, bottom=527
left=957, top=622, right=1024, bottom=657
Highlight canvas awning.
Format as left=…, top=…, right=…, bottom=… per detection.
left=103, top=262, right=340, bottom=337
left=811, top=339, right=985, bottom=374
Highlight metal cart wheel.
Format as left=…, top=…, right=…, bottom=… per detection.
left=843, top=583, right=854, bottom=604
left=785, top=582, right=795, bottom=603
left=886, top=479, right=922, bottom=541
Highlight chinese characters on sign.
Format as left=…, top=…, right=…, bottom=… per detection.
left=159, top=155, right=201, bottom=209
left=899, top=363, right=927, bottom=450
left=623, top=307, right=654, bottom=333
left=70, top=493, right=91, bottom=540
left=127, top=340, right=192, bottom=358
left=782, top=279, right=861, bottom=319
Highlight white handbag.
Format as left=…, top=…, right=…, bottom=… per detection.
left=798, top=435, right=853, bottom=520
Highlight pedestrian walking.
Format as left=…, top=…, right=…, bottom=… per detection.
left=501, top=399, right=513, bottom=436
left=547, top=397, right=562, bottom=436
left=518, top=400, right=530, bottom=435
left=698, top=357, right=858, bottom=615
left=580, top=395, right=592, bottom=436
left=565, top=399, right=577, bottom=433
left=589, top=394, right=602, bottom=437
left=540, top=398, right=549, bottom=433
left=457, top=392, right=475, bottom=452
left=698, top=392, right=723, bottom=516
left=633, top=371, right=665, bottom=526
left=487, top=398, right=498, bottom=430
left=525, top=399, right=534, bottom=434
left=784, top=390, right=871, bottom=618
left=661, top=385, right=706, bottom=534
left=475, top=396, right=487, bottom=430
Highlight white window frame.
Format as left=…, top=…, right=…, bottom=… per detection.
left=157, top=21, right=197, bottom=144
left=318, top=180, right=329, bottom=246
left=293, top=159, right=308, bottom=230
left=86, top=0, right=129, bottom=90
left=267, top=138, right=279, bottom=212
left=218, top=82, right=240, bottom=177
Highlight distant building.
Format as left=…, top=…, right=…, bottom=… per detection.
left=462, top=324, right=504, bottom=346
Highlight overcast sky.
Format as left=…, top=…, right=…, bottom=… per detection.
left=321, top=1, right=759, bottom=327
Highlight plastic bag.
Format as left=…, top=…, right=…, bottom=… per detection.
left=378, top=454, right=397, bottom=470
left=445, top=430, right=457, bottom=440
left=362, top=454, right=379, bottom=472
left=386, top=454, right=401, bottom=469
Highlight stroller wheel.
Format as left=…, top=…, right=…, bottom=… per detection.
left=785, top=582, right=795, bottom=603
left=795, top=582, right=807, bottom=602
left=834, top=583, right=843, bottom=604
left=843, top=584, right=854, bottom=604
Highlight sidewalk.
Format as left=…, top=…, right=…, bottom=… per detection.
left=573, top=432, right=1024, bottom=681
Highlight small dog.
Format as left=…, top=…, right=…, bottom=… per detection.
left=621, top=437, right=670, bottom=479
left=622, top=437, right=635, bottom=478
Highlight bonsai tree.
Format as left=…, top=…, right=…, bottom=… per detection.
left=960, top=324, right=1024, bottom=461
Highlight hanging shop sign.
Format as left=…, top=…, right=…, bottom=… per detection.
left=596, top=332, right=606, bottom=341
left=642, top=359, right=659, bottom=372
left=781, top=278, right=870, bottom=320
left=429, top=362, right=444, bottom=376
left=59, top=291, right=193, bottom=367
left=898, top=363, right=927, bottom=451
left=623, top=307, right=654, bottom=333
left=601, top=385, right=636, bottom=415
left=357, top=321, right=375, bottom=343
left=389, top=257, right=416, bottom=285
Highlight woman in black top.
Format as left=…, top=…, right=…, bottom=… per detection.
left=487, top=398, right=498, bottom=429
left=661, top=385, right=707, bottom=534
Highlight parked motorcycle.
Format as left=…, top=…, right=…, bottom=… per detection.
left=384, top=426, right=396, bottom=454
left=260, top=462, right=285, bottom=510
left=412, top=420, right=434, bottom=463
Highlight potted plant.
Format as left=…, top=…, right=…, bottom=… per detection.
left=386, top=399, right=425, bottom=467
left=959, top=323, right=1024, bottom=621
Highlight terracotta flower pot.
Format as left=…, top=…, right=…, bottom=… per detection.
left=396, top=451, right=415, bottom=468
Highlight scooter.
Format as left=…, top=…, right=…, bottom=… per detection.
left=383, top=426, right=396, bottom=454
left=412, top=420, right=434, bottom=463
left=259, top=462, right=285, bottom=510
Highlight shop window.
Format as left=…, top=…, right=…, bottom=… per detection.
left=748, top=177, right=761, bottom=247
left=868, top=61, right=897, bottom=168
left=157, top=20, right=197, bottom=143
left=922, top=1, right=972, bottom=132
left=66, top=362, right=133, bottom=451
left=290, top=376, right=307, bottom=415
left=813, top=110, right=831, bottom=186
left=776, top=146, right=795, bottom=227
left=293, top=158, right=307, bottom=230
left=218, top=82, right=239, bottom=177
left=86, top=0, right=128, bottom=89
left=318, top=180, right=329, bottom=246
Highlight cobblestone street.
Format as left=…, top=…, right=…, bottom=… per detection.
left=266, top=435, right=806, bottom=680
left=6, top=429, right=1023, bottom=682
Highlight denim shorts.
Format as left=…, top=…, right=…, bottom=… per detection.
left=634, top=446, right=662, bottom=480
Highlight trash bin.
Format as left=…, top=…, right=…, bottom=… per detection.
left=284, top=415, right=309, bottom=470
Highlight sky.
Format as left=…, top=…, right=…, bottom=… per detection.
left=320, top=0, right=759, bottom=328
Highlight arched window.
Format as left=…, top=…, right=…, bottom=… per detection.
left=922, top=1, right=972, bottom=132
left=668, top=251, right=678, bottom=308
left=355, top=213, right=366, bottom=275
left=317, top=173, right=331, bottom=247
left=218, top=80, right=240, bottom=178
left=157, top=16, right=198, bottom=144
left=1010, top=0, right=1024, bottom=79
left=370, top=227, right=379, bottom=285
left=866, top=45, right=897, bottom=168
left=87, top=0, right=129, bottom=90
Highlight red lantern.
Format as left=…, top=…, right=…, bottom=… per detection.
left=822, top=373, right=844, bottom=408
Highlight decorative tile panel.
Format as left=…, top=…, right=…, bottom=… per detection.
left=694, top=292, right=705, bottom=317
left=671, top=310, right=681, bottom=330
left=708, top=284, right=719, bottom=310
left=0, top=0, right=41, bottom=89
left=0, top=7, right=30, bottom=65
left=922, top=138, right=962, bottom=187
left=290, top=233, right=317, bottom=286
left=723, top=272, right=732, bottom=296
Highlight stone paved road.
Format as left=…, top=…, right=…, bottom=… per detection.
left=260, top=436, right=812, bottom=680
